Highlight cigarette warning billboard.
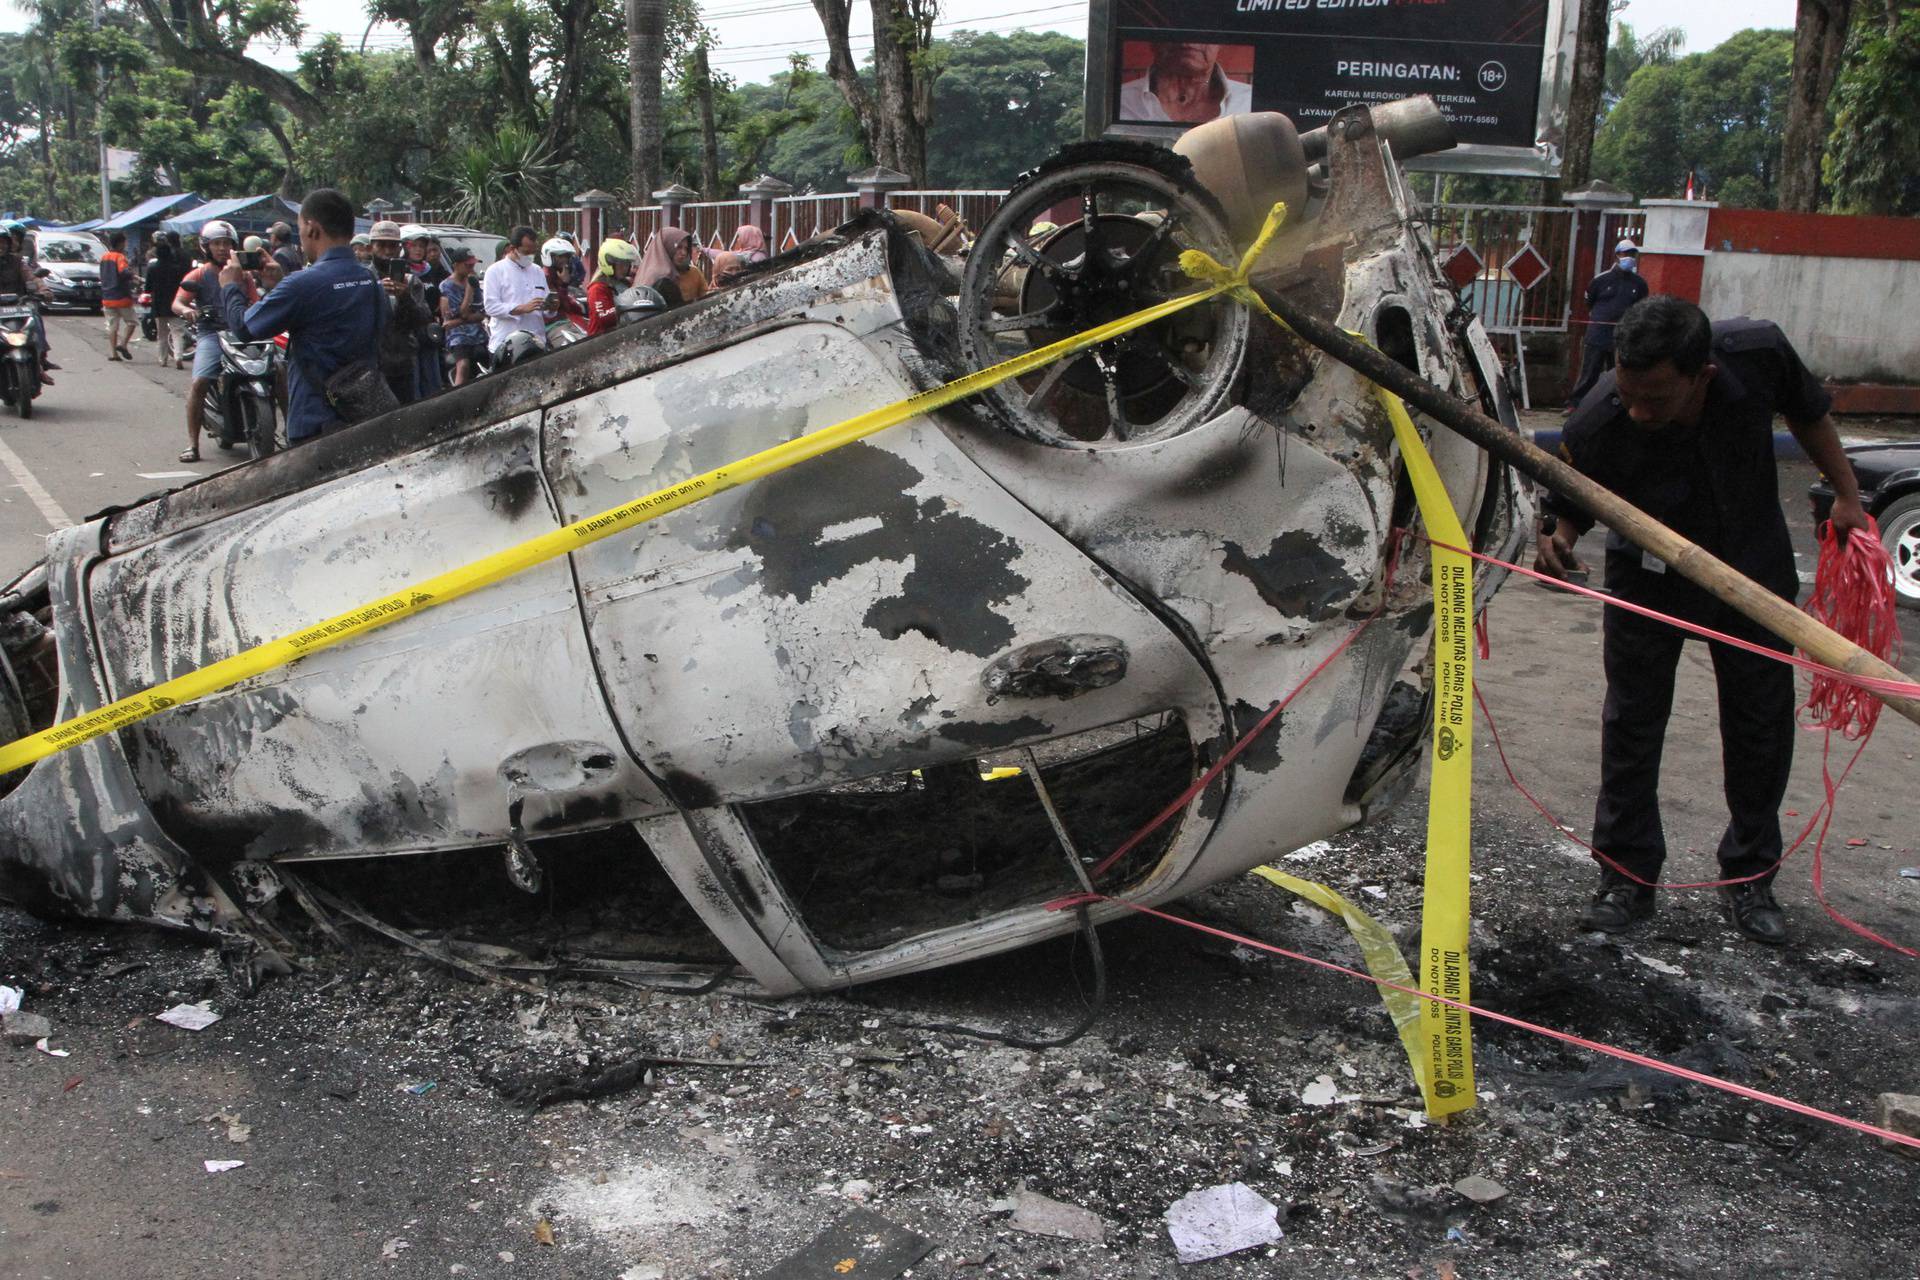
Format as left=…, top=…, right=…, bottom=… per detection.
left=1086, top=0, right=1577, bottom=175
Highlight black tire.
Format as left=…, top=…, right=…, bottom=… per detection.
left=13, top=373, right=31, bottom=420
left=89, top=304, right=102, bottom=316
left=242, top=395, right=285, bottom=460
left=1879, top=491, right=1920, bottom=612
left=204, top=387, right=237, bottom=452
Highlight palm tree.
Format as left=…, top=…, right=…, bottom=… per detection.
left=447, top=124, right=559, bottom=230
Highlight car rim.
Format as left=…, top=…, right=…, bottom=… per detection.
left=1893, top=512, right=1920, bottom=601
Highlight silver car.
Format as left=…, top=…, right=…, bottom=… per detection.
left=0, top=100, right=1526, bottom=994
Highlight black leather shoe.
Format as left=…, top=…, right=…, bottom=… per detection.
left=1578, top=876, right=1656, bottom=933
left=1720, top=883, right=1788, bottom=946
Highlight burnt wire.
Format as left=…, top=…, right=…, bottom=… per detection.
left=890, top=904, right=1107, bottom=1050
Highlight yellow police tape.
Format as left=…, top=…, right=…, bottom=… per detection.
left=0, top=205, right=1290, bottom=777
left=1380, top=388, right=1478, bottom=1118
left=1189, top=248, right=1478, bottom=1117
left=0, top=200, right=1478, bottom=1123
left=1249, top=865, right=1426, bottom=1089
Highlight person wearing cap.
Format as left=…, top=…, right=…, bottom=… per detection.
left=399, top=225, right=447, bottom=395
left=368, top=219, right=432, bottom=402
left=268, top=221, right=303, bottom=277
left=401, top=223, right=449, bottom=290
left=218, top=188, right=385, bottom=445
left=350, top=233, right=373, bottom=266
left=173, top=219, right=258, bottom=462
left=438, top=245, right=487, bottom=385
left=1567, top=239, right=1650, bottom=409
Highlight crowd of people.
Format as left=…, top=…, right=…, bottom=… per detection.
left=13, top=189, right=779, bottom=461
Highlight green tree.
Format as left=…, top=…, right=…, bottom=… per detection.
left=925, top=29, right=1082, bottom=189
left=1605, top=22, right=1683, bottom=104
left=1823, top=0, right=1920, bottom=214
left=1593, top=28, right=1794, bottom=207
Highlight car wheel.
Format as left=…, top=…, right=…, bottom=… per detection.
left=90, top=304, right=102, bottom=316
left=1879, top=491, right=1920, bottom=611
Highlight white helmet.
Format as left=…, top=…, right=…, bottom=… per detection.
left=540, top=237, right=574, bottom=268
left=200, top=219, right=237, bottom=245
left=399, top=223, right=431, bottom=243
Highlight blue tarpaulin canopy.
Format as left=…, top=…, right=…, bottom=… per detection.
left=97, top=192, right=201, bottom=233
left=160, top=194, right=301, bottom=237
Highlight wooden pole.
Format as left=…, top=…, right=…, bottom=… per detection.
left=1250, top=284, right=1920, bottom=729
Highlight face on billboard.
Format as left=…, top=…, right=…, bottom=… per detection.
left=1118, top=40, right=1256, bottom=125
left=1152, top=43, right=1222, bottom=77
left=1103, top=0, right=1553, bottom=155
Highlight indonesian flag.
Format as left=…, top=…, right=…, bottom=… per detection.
left=1685, top=170, right=1697, bottom=200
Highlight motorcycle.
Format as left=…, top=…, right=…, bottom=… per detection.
left=546, top=314, right=586, bottom=350
left=198, top=328, right=286, bottom=459
left=0, top=293, right=44, bottom=420
left=136, top=290, right=157, bottom=342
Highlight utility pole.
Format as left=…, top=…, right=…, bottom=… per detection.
left=91, top=0, right=111, bottom=218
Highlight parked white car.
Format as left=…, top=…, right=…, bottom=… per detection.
left=31, top=230, right=108, bottom=313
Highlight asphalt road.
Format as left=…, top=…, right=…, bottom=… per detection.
left=2, top=314, right=1919, bottom=1278
left=0, top=313, right=231, bottom=585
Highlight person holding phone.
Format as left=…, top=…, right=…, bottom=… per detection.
left=483, top=224, right=550, bottom=360
left=439, top=246, right=486, bottom=385
left=367, top=219, right=431, bottom=402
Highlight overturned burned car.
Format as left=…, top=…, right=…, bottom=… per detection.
left=0, top=100, right=1526, bottom=993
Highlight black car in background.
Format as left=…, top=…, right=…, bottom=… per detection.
left=1810, top=440, right=1920, bottom=609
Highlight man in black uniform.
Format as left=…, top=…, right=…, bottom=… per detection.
left=1566, top=239, right=1649, bottom=408
left=1535, top=296, right=1867, bottom=945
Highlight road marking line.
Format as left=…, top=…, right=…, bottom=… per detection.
left=0, top=435, right=74, bottom=530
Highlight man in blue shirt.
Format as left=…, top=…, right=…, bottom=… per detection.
left=220, top=189, right=383, bottom=444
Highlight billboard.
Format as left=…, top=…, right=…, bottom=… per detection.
left=1085, top=0, right=1579, bottom=176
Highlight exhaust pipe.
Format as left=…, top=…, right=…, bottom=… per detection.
left=1299, top=95, right=1457, bottom=165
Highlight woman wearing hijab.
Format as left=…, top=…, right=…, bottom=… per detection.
left=708, top=250, right=747, bottom=289
left=637, top=227, right=709, bottom=308
left=729, top=224, right=769, bottom=265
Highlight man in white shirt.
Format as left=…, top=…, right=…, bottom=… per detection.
left=1119, top=43, right=1254, bottom=125
left=483, top=224, right=550, bottom=354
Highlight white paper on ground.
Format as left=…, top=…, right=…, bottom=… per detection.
left=33, top=1038, right=69, bottom=1058
left=1165, top=1182, right=1283, bottom=1264
left=0, top=986, right=21, bottom=1015
left=203, top=1160, right=245, bottom=1173
left=156, top=1003, right=221, bottom=1031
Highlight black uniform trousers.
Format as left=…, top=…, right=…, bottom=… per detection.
left=1566, top=342, right=1615, bottom=407
left=1592, top=595, right=1796, bottom=885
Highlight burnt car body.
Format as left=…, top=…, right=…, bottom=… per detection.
left=0, top=102, right=1528, bottom=994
